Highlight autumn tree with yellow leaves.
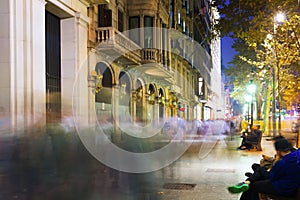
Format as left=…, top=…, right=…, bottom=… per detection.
left=211, top=0, right=300, bottom=133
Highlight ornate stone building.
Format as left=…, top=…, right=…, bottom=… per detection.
left=0, top=0, right=223, bottom=133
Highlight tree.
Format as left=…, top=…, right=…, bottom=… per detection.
left=212, top=0, right=300, bottom=132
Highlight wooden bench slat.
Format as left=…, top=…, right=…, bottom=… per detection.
left=245, top=130, right=263, bottom=151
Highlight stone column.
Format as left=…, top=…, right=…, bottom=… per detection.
left=131, top=90, right=137, bottom=122
left=0, top=0, right=14, bottom=132
left=153, top=101, right=159, bottom=127
left=31, top=0, right=47, bottom=127
left=61, top=12, right=90, bottom=128
left=112, top=84, right=121, bottom=143
left=0, top=0, right=47, bottom=132
left=61, top=17, right=77, bottom=122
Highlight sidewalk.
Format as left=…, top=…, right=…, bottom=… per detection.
left=0, top=132, right=278, bottom=200
left=153, top=135, right=276, bottom=200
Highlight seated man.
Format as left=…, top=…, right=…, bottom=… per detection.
left=228, top=138, right=300, bottom=200
left=237, top=125, right=262, bottom=150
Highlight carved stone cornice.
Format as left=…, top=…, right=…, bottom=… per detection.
left=85, top=0, right=110, bottom=5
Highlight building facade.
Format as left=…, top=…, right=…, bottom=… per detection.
left=0, top=0, right=223, bottom=134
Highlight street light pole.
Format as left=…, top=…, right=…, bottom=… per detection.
left=272, top=12, right=286, bottom=137
left=272, top=65, right=277, bottom=137
left=247, top=102, right=250, bottom=124
left=244, top=94, right=252, bottom=129
left=250, top=94, right=254, bottom=128
left=247, top=80, right=256, bottom=129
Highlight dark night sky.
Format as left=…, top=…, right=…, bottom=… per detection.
left=221, top=36, right=236, bottom=69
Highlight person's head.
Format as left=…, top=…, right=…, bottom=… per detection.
left=274, top=138, right=294, bottom=157
left=272, top=135, right=285, bottom=141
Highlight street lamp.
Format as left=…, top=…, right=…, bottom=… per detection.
left=244, top=94, right=252, bottom=130
left=247, top=81, right=257, bottom=128
left=271, top=12, right=286, bottom=137
left=274, top=12, right=286, bottom=26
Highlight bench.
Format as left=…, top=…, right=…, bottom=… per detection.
left=259, top=185, right=300, bottom=200
left=245, top=130, right=263, bottom=151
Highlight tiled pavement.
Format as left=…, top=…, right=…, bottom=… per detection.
left=90, top=135, right=279, bottom=200
left=0, top=130, right=297, bottom=200
left=153, top=136, right=276, bottom=200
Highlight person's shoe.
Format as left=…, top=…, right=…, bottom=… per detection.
left=240, top=146, right=247, bottom=150
left=237, top=146, right=246, bottom=150
left=228, top=182, right=249, bottom=193
left=245, top=172, right=252, bottom=177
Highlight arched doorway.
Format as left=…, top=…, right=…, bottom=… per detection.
left=119, top=72, right=131, bottom=124
left=95, top=62, right=113, bottom=121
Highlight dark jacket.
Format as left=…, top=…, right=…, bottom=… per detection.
left=269, top=149, right=300, bottom=196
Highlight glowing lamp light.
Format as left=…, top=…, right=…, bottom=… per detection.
left=247, top=83, right=257, bottom=94
left=274, top=12, right=286, bottom=24
left=244, top=94, right=252, bottom=102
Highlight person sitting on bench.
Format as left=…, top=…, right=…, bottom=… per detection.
left=237, top=125, right=262, bottom=150
left=228, top=138, right=300, bottom=200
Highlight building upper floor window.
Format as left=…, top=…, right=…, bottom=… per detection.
left=118, top=9, right=124, bottom=32
left=129, top=16, right=140, bottom=45
left=170, top=0, right=175, bottom=28
left=182, top=0, right=186, bottom=8
left=186, top=1, right=189, bottom=13
left=144, top=16, right=153, bottom=48
left=98, top=4, right=112, bottom=27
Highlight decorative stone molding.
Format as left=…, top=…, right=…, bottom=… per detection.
left=46, top=0, right=75, bottom=18
left=36, top=0, right=47, bottom=5
left=85, top=0, right=110, bottom=4
left=79, top=0, right=90, bottom=6
left=75, top=12, right=90, bottom=25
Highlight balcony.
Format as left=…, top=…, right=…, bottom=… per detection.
left=96, top=27, right=141, bottom=65
left=95, top=28, right=173, bottom=84
left=138, top=48, right=173, bottom=85
left=141, top=48, right=160, bottom=64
